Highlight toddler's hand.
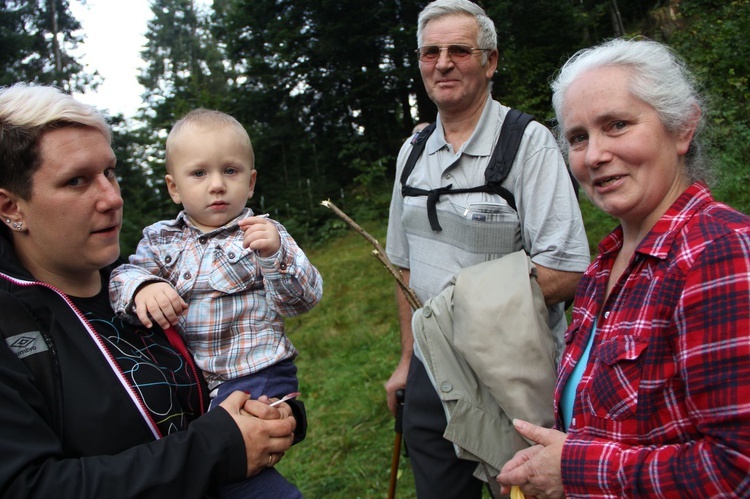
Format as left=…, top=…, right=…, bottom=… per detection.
left=239, top=215, right=281, bottom=257
left=133, top=281, right=187, bottom=329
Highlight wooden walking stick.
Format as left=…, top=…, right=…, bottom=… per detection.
left=388, top=389, right=405, bottom=499
left=320, top=200, right=421, bottom=310
left=321, top=200, right=420, bottom=498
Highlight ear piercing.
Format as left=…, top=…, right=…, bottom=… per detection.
left=4, top=219, right=22, bottom=230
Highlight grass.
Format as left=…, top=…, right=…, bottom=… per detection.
left=275, top=220, right=418, bottom=498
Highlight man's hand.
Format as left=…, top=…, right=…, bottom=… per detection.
left=239, top=216, right=281, bottom=258
left=133, top=281, right=187, bottom=329
left=385, top=357, right=410, bottom=416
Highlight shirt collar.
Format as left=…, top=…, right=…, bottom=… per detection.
left=426, top=94, right=495, bottom=157
left=638, top=182, right=713, bottom=259
left=597, top=182, right=713, bottom=260
left=171, top=207, right=252, bottom=234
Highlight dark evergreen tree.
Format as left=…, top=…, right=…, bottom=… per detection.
left=0, top=0, right=94, bottom=91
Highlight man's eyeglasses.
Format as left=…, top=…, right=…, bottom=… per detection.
left=416, top=44, right=491, bottom=63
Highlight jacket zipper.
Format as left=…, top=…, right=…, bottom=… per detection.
left=0, top=273, right=164, bottom=439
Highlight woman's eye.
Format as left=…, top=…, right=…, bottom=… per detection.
left=611, top=120, right=627, bottom=131
left=568, top=134, right=587, bottom=145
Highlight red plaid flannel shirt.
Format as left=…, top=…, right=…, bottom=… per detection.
left=556, top=183, right=750, bottom=497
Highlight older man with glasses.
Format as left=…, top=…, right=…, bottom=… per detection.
left=384, top=0, right=590, bottom=497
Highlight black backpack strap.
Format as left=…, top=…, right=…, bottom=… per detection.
left=400, top=122, right=437, bottom=188
left=484, top=108, right=534, bottom=211
left=0, top=290, right=62, bottom=430
left=400, top=110, right=534, bottom=231
left=486, top=109, right=534, bottom=185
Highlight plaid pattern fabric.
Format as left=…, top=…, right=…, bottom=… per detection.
left=110, top=209, right=322, bottom=388
left=556, top=183, right=750, bottom=497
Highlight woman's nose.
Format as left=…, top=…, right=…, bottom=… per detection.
left=97, top=176, right=123, bottom=211
left=584, top=134, right=612, bottom=168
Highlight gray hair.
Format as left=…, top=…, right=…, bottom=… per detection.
left=166, top=108, right=254, bottom=173
left=0, top=83, right=111, bottom=201
left=551, top=37, right=709, bottom=182
left=417, top=0, right=497, bottom=66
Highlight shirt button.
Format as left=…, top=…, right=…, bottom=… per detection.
left=198, top=237, right=207, bottom=244
left=444, top=173, right=452, bottom=180
left=183, top=272, right=192, bottom=280
left=422, top=305, right=432, bottom=317
left=279, top=262, right=287, bottom=270
left=571, top=417, right=576, bottom=427
left=604, top=311, right=610, bottom=319
left=164, top=256, right=172, bottom=264
left=228, top=252, right=236, bottom=259
left=440, top=381, right=453, bottom=393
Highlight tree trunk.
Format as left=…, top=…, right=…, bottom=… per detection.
left=49, top=0, right=65, bottom=90
left=610, top=0, right=625, bottom=36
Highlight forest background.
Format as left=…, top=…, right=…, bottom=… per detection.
left=3, top=0, right=747, bottom=255
left=2, top=0, right=749, bottom=497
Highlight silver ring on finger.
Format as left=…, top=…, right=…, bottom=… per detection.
left=267, top=454, right=274, bottom=468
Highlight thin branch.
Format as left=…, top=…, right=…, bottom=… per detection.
left=372, top=250, right=422, bottom=311
left=321, top=199, right=422, bottom=310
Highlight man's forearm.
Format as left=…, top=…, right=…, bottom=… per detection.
left=534, top=264, right=582, bottom=306
left=395, top=268, right=414, bottom=357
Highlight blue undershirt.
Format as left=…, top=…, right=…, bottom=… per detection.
left=560, top=318, right=597, bottom=431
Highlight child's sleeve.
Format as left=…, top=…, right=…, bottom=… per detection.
left=109, top=231, right=174, bottom=321
left=256, top=222, right=323, bottom=318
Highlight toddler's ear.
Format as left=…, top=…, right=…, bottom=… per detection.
left=247, top=169, right=258, bottom=199
left=164, top=174, right=182, bottom=204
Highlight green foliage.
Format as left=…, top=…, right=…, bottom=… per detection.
left=201, top=0, right=431, bottom=248
left=272, top=224, right=419, bottom=498
left=110, top=116, right=177, bottom=258
left=486, top=0, right=661, bottom=120
left=711, top=139, right=750, bottom=215
left=119, top=0, right=750, bottom=246
left=578, top=195, right=618, bottom=257
left=667, top=0, right=750, bottom=214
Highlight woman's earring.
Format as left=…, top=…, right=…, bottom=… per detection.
left=4, top=219, right=10, bottom=224
left=11, top=221, right=23, bottom=230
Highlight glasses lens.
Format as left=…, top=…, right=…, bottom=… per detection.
left=418, top=45, right=478, bottom=62
left=419, top=46, right=440, bottom=61
left=448, top=45, right=473, bottom=60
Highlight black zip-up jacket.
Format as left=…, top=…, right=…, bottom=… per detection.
left=0, top=234, right=305, bottom=498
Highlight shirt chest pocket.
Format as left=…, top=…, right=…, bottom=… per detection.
left=161, top=248, right=186, bottom=280
left=585, top=336, right=649, bottom=421
left=208, top=245, right=262, bottom=294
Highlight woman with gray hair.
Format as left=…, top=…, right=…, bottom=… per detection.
left=497, top=38, right=750, bottom=498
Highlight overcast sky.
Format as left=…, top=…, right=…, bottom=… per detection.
left=70, top=0, right=154, bottom=118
